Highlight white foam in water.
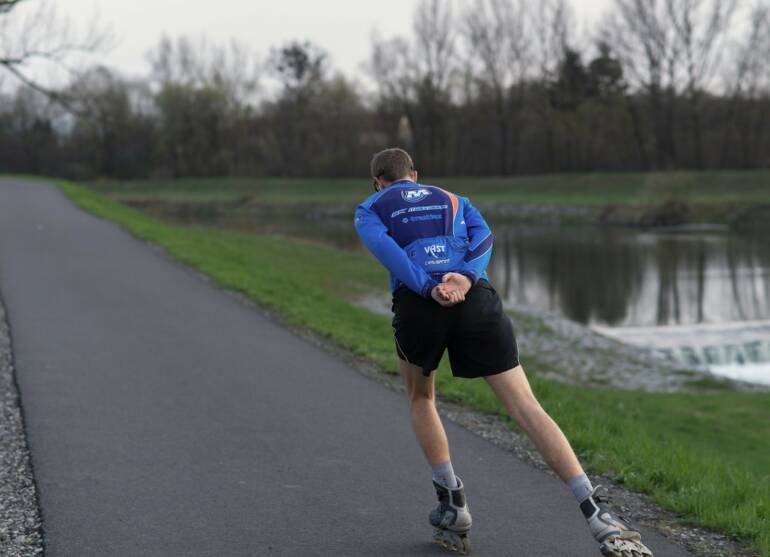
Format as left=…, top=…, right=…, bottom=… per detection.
left=708, top=363, right=770, bottom=386
left=593, top=320, right=770, bottom=386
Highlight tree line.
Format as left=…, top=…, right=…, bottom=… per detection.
left=1, top=0, right=769, bottom=179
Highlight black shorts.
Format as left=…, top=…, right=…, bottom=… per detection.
left=391, top=279, right=519, bottom=378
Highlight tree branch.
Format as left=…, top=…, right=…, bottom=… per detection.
left=0, top=0, right=112, bottom=113
left=0, top=0, right=26, bottom=14
left=1, top=61, right=89, bottom=117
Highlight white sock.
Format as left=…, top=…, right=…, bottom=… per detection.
left=568, top=473, right=594, bottom=503
left=431, top=460, right=458, bottom=488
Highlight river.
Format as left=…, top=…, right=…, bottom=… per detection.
left=133, top=201, right=770, bottom=385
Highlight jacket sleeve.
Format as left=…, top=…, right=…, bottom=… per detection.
left=459, top=199, right=493, bottom=284
left=355, top=204, right=439, bottom=299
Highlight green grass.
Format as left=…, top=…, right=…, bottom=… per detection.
left=92, top=170, right=770, bottom=206
left=51, top=178, right=770, bottom=555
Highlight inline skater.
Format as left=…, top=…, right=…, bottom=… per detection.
left=354, top=148, right=653, bottom=557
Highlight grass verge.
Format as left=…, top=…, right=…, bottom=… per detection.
left=53, top=178, right=770, bottom=555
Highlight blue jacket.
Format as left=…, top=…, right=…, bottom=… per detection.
left=354, top=180, right=493, bottom=298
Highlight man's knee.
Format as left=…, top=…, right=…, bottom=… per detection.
left=502, top=383, right=544, bottom=423
left=513, top=397, right=550, bottom=431
left=399, top=361, right=435, bottom=401
left=486, top=366, right=542, bottom=418
left=406, top=375, right=435, bottom=403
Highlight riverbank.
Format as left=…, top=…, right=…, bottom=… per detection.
left=52, top=178, right=769, bottom=555
left=92, top=170, right=770, bottom=228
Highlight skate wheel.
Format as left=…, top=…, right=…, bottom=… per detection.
left=433, top=529, right=471, bottom=555
left=459, top=535, right=471, bottom=555
left=600, top=535, right=652, bottom=557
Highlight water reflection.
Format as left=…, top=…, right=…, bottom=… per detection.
left=485, top=224, right=770, bottom=384
left=487, top=226, right=770, bottom=327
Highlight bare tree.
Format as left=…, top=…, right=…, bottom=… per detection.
left=369, top=34, right=413, bottom=104
left=413, top=0, right=457, bottom=97
left=368, top=0, right=457, bottom=173
left=64, top=66, right=154, bottom=177
left=145, top=36, right=261, bottom=177
left=149, top=35, right=260, bottom=104
left=368, top=33, right=416, bottom=155
left=602, top=0, right=683, bottom=168
left=531, top=0, right=576, bottom=78
left=0, top=0, right=110, bottom=108
left=464, top=0, right=532, bottom=174
left=603, top=1, right=680, bottom=93
left=370, top=1, right=456, bottom=104
left=728, top=3, right=770, bottom=99
left=721, top=1, right=770, bottom=166
left=530, top=0, right=579, bottom=169
left=412, top=0, right=457, bottom=173
left=0, top=83, right=60, bottom=174
left=666, top=0, right=738, bottom=93
left=666, top=0, right=739, bottom=167
left=603, top=0, right=741, bottom=168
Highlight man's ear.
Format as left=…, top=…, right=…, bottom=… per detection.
left=411, top=169, right=418, bottom=182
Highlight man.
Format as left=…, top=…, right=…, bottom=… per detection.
left=354, top=148, right=653, bottom=556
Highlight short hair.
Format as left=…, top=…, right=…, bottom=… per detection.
left=370, top=148, right=415, bottom=182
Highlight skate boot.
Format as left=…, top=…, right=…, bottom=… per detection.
left=581, top=486, right=653, bottom=557
left=429, top=476, right=472, bottom=555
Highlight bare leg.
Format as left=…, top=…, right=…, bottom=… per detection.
left=399, top=360, right=472, bottom=553
left=485, top=365, right=583, bottom=482
left=398, top=359, right=450, bottom=466
left=486, top=366, right=654, bottom=555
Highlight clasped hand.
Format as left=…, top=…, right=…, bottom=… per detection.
left=431, top=272, right=472, bottom=307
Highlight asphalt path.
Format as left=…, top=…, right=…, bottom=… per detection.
left=0, top=179, right=692, bottom=556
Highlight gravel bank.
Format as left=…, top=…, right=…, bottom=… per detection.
left=355, top=293, right=763, bottom=393
left=504, top=302, right=764, bottom=392
left=0, top=297, right=43, bottom=556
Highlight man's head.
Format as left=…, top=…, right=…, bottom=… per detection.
left=370, top=148, right=417, bottom=192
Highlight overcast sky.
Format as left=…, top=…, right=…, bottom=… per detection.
left=47, top=0, right=611, bottom=83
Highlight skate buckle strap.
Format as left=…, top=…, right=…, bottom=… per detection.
left=587, top=486, right=632, bottom=524
left=440, top=512, right=454, bottom=528
left=451, top=488, right=466, bottom=508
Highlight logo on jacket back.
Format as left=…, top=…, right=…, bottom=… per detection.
left=401, top=188, right=432, bottom=203
left=424, top=244, right=446, bottom=258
